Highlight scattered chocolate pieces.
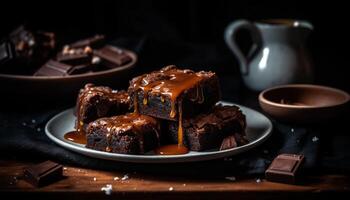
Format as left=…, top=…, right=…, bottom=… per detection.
left=69, top=35, right=105, bottom=49
left=34, top=60, right=72, bottom=76
left=94, top=45, right=132, bottom=68
left=1, top=28, right=132, bottom=76
left=265, top=154, right=305, bottom=184
left=23, top=160, right=63, bottom=187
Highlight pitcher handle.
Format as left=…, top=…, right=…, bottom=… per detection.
left=224, top=20, right=262, bottom=75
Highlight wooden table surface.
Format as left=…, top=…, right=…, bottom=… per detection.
left=1, top=159, right=349, bottom=200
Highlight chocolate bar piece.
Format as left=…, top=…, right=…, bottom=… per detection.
left=265, top=154, right=305, bottom=184
left=34, top=60, right=72, bottom=76
left=56, top=46, right=92, bottom=66
left=220, top=135, right=237, bottom=150
left=23, top=160, right=63, bottom=187
left=168, top=105, right=247, bottom=151
left=128, top=65, right=221, bottom=121
left=76, top=83, right=131, bottom=132
left=69, top=64, right=94, bottom=75
left=69, top=34, right=105, bottom=49
left=94, top=45, right=132, bottom=68
left=0, top=41, right=15, bottom=64
left=86, top=113, right=161, bottom=154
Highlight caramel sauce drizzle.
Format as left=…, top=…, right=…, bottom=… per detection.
left=130, top=67, right=207, bottom=155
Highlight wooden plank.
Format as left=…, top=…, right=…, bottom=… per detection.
left=0, top=159, right=349, bottom=199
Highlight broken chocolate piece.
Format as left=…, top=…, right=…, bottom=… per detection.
left=34, top=60, right=72, bottom=76
left=0, top=41, right=15, bottom=64
left=56, top=50, right=91, bottom=66
left=23, top=160, right=63, bottom=187
left=265, top=154, right=305, bottom=184
left=220, top=135, right=237, bottom=150
left=69, top=35, right=105, bottom=49
left=94, top=45, right=131, bottom=67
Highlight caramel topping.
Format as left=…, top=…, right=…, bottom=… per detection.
left=178, top=100, right=184, bottom=146
left=128, top=66, right=214, bottom=154
left=130, top=66, right=209, bottom=118
left=154, top=144, right=189, bottom=155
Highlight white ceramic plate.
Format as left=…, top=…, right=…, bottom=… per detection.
left=45, top=101, right=272, bottom=163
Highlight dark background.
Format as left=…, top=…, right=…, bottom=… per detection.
left=1, top=0, right=349, bottom=91
left=0, top=0, right=349, bottom=175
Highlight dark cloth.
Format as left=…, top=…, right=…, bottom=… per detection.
left=0, top=38, right=349, bottom=177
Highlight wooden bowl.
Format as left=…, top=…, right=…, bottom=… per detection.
left=259, top=84, right=349, bottom=123
left=0, top=49, right=137, bottom=104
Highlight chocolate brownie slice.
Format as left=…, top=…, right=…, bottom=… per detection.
left=86, top=113, right=160, bottom=154
left=76, top=83, right=130, bottom=132
left=128, top=65, right=220, bottom=121
left=168, top=105, right=247, bottom=151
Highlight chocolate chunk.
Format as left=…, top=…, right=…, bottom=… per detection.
left=0, top=41, right=15, bottom=64
left=265, top=154, right=305, bottom=184
left=220, top=135, right=237, bottom=150
left=70, top=35, right=105, bottom=49
left=233, top=132, right=249, bottom=146
left=69, top=64, right=94, bottom=75
left=34, top=60, right=72, bottom=76
left=56, top=51, right=91, bottom=66
left=23, top=160, right=63, bottom=187
left=94, top=45, right=131, bottom=68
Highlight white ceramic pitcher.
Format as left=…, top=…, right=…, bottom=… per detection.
left=224, top=19, right=314, bottom=91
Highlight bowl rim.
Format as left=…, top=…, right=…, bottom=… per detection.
left=259, top=84, right=350, bottom=109
left=0, top=49, right=137, bottom=81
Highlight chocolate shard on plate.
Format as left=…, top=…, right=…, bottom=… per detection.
left=0, top=41, right=15, bottom=64
left=93, top=45, right=132, bottom=68
left=34, top=59, right=72, bottom=76
left=128, top=65, right=221, bottom=121
left=168, top=104, right=247, bottom=151
left=220, top=135, right=237, bottom=150
left=56, top=46, right=92, bottom=66
left=265, top=154, right=305, bottom=184
left=68, top=64, right=93, bottom=75
left=69, top=34, right=105, bottom=49
left=86, top=113, right=161, bottom=154
left=23, top=160, right=63, bottom=187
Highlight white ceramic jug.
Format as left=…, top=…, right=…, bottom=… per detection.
left=225, top=19, right=314, bottom=91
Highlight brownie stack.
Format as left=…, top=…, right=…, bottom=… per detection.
left=76, top=65, right=247, bottom=155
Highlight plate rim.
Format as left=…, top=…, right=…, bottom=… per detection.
left=45, top=101, right=273, bottom=163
